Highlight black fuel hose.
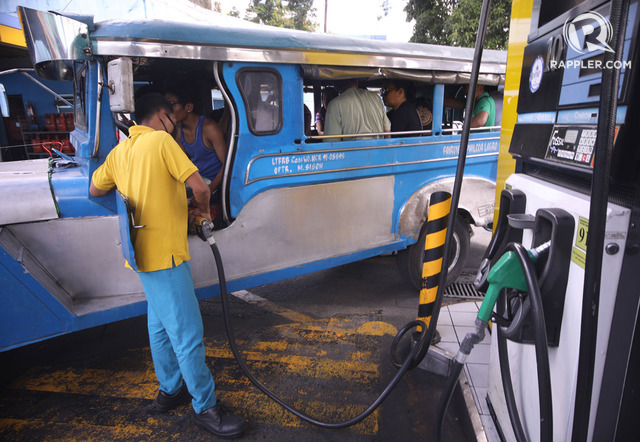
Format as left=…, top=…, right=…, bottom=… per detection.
left=498, top=242, right=552, bottom=441
left=496, top=316, right=528, bottom=441
left=433, top=357, right=464, bottom=441
left=209, top=240, right=431, bottom=429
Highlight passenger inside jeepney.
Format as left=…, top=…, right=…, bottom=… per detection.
left=415, top=96, right=433, bottom=131
left=165, top=84, right=227, bottom=222
left=315, top=86, right=338, bottom=136
left=444, top=84, right=496, bottom=129
left=323, top=79, right=391, bottom=141
left=381, top=80, right=422, bottom=137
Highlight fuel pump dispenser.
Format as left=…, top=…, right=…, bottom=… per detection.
left=474, top=0, right=640, bottom=439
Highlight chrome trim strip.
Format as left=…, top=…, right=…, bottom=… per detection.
left=94, top=40, right=506, bottom=75
left=244, top=151, right=499, bottom=185
left=244, top=135, right=501, bottom=182
left=214, top=61, right=235, bottom=224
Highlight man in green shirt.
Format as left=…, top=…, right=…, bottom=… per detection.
left=470, top=84, right=496, bottom=128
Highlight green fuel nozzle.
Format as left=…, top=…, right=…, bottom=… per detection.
left=477, top=241, right=551, bottom=323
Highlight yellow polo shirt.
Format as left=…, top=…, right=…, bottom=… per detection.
left=92, top=125, right=199, bottom=272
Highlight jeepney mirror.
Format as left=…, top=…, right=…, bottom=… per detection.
left=107, top=58, right=135, bottom=113
left=0, top=84, right=9, bottom=117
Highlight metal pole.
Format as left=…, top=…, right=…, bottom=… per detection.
left=324, top=0, right=328, bottom=33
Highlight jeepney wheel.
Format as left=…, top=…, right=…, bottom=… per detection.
left=397, top=216, right=470, bottom=290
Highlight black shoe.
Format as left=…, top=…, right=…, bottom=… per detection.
left=154, top=382, right=191, bottom=413
left=194, top=402, right=248, bottom=439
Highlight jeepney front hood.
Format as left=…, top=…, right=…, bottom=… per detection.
left=0, top=159, right=59, bottom=225
left=18, top=7, right=93, bottom=81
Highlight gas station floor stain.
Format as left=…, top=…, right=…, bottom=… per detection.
left=0, top=291, right=478, bottom=441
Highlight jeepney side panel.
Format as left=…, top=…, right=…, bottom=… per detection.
left=221, top=62, right=499, bottom=273
left=0, top=233, right=147, bottom=351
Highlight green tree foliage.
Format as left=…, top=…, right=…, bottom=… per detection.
left=246, top=0, right=318, bottom=32
left=404, top=0, right=511, bottom=49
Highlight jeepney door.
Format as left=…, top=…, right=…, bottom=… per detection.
left=221, top=62, right=304, bottom=218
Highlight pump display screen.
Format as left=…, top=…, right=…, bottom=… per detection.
left=537, top=0, right=586, bottom=28
left=545, top=126, right=597, bottom=167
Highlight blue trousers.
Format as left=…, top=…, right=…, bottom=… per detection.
left=138, top=261, right=217, bottom=413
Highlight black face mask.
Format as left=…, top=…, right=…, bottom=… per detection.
left=160, top=113, right=177, bottom=134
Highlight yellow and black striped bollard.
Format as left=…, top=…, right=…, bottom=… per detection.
left=417, top=191, right=452, bottom=332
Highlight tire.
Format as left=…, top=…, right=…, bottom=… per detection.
left=397, top=215, right=471, bottom=290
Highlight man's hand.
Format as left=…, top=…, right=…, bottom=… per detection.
left=185, top=171, right=211, bottom=222
left=190, top=206, right=212, bottom=223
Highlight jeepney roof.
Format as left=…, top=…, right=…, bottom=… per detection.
left=19, top=6, right=506, bottom=84
left=90, top=18, right=506, bottom=76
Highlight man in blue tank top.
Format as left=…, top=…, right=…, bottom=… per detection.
left=165, top=86, right=227, bottom=220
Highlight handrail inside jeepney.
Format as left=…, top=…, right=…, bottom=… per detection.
left=441, top=125, right=501, bottom=133
left=306, top=129, right=435, bottom=141
left=306, top=129, right=434, bottom=141
left=0, top=68, right=73, bottom=108
left=214, top=60, right=235, bottom=225
left=91, top=63, right=103, bottom=158
left=305, top=126, right=499, bottom=141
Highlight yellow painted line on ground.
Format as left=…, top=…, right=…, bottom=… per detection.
left=0, top=417, right=168, bottom=441
left=10, top=365, right=159, bottom=400
left=356, top=321, right=398, bottom=336
left=221, top=390, right=379, bottom=435
left=6, top=368, right=378, bottom=436
left=269, top=317, right=396, bottom=341
left=1, top=388, right=379, bottom=437
left=207, top=337, right=374, bottom=362
left=233, top=290, right=315, bottom=323
left=9, top=340, right=379, bottom=397
left=205, top=347, right=379, bottom=382
left=4, top=293, right=391, bottom=439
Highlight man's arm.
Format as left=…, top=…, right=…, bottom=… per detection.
left=89, top=179, right=112, bottom=197
left=470, top=111, right=489, bottom=128
left=202, top=119, right=227, bottom=193
left=185, top=171, right=212, bottom=222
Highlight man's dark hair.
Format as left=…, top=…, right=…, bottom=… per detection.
left=389, top=80, right=416, bottom=101
left=135, top=93, right=172, bottom=123
left=165, top=83, right=202, bottom=114
left=335, top=78, right=358, bottom=92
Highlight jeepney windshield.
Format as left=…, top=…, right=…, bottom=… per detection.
left=73, top=62, right=88, bottom=131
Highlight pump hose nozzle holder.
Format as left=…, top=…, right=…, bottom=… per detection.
left=434, top=242, right=553, bottom=442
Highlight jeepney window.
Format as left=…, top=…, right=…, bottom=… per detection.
left=237, top=69, right=282, bottom=135
left=73, top=62, right=88, bottom=131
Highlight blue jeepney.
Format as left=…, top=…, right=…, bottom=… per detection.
left=0, top=7, right=505, bottom=351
